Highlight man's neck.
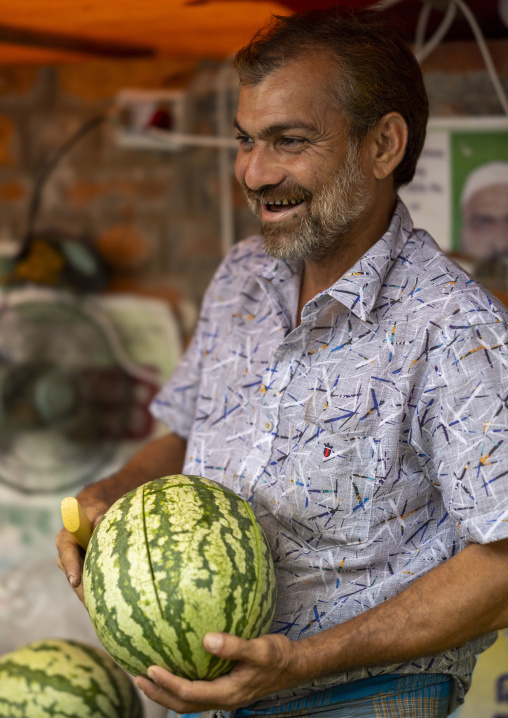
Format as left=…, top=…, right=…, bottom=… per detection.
left=297, top=194, right=397, bottom=322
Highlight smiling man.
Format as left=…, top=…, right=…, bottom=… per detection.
left=56, top=9, right=508, bottom=718
left=233, top=62, right=373, bottom=266
left=232, top=46, right=406, bottom=320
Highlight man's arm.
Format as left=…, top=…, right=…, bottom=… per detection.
left=135, top=536, right=508, bottom=712
left=56, top=431, right=187, bottom=601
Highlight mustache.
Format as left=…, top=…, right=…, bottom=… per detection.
left=243, top=183, right=312, bottom=205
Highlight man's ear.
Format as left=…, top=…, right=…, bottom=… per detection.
left=369, top=112, right=408, bottom=181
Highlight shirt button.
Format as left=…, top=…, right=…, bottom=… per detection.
left=264, top=420, right=273, bottom=432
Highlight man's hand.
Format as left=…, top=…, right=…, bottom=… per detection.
left=55, top=497, right=109, bottom=604
left=55, top=431, right=188, bottom=604
left=135, top=538, right=508, bottom=712
left=134, top=632, right=306, bottom=713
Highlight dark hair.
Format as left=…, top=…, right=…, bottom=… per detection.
left=235, top=9, right=429, bottom=189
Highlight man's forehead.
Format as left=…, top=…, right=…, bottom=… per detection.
left=235, top=57, right=343, bottom=135
left=466, top=184, right=508, bottom=215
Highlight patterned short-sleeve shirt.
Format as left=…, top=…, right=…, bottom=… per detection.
left=151, top=199, right=508, bottom=709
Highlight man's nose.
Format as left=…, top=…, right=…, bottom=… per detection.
left=239, top=146, right=286, bottom=191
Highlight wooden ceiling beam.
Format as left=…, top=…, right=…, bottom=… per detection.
left=0, top=24, right=154, bottom=58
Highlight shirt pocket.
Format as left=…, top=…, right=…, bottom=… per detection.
left=276, top=432, right=378, bottom=549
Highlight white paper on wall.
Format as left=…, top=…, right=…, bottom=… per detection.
left=400, top=117, right=508, bottom=261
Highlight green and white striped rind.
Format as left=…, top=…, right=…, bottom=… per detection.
left=83, top=474, right=277, bottom=680
left=0, top=638, right=143, bottom=718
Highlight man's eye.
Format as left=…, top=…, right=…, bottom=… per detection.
left=280, top=137, right=306, bottom=146
left=235, top=134, right=253, bottom=146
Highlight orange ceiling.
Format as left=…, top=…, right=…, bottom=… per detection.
left=0, top=0, right=505, bottom=65
left=0, top=0, right=292, bottom=64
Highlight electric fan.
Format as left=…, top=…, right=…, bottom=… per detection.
left=0, top=289, right=159, bottom=495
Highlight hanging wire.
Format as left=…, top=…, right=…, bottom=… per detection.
left=366, top=0, right=407, bottom=10
left=414, top=1, right=432, bottom=56
left=367, top=0, right=508, bottom=117
left=414, top=1, right=458, bottom=62
left=414, top=0, right=508, bottom=115
left=23, top=113, right=109, bottom=251
left=452, top=0, right=508, bottom=116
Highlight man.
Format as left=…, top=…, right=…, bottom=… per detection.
left=460, top=161, right=508, bottom=260
left=56, top=9, right=508, bottom=718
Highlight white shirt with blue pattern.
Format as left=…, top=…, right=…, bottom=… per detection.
left=151, top=199, right=508, bottom=709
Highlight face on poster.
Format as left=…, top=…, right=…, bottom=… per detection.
left=452, top=131, right=508, bottom=260
left=400, top=119, right=508, bottom=262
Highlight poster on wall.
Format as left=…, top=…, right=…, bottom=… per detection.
left=399, top=117, right=508, bottom=265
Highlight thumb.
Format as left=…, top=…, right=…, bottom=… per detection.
left=203, top=633, right=251, bottom=661
left=91, top=511, right=106, bottom=529
left=79, top=499, right=109, bottom=529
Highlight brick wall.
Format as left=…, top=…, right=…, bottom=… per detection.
left=0, top=38, right=506, bottom=310
left=0, top=57, right=257, bottom=312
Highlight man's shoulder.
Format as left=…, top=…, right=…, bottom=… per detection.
left=383, top=225, right=508, bottom=327
left=224, top=235, right=266, bottom=267
left=204, top=235, right=269, bottom=298
left=217, top=234, right=294, bottom=282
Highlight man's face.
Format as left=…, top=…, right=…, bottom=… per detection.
left=234, top=54, right=372, bottom=262
left=461, top=184, right=508, bottom=260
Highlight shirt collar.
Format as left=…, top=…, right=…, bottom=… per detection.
left=252, top=198, right=413, bottom=323
left=327, top=198, right=413, bottom=322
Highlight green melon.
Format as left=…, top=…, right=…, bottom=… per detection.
left=83, top=474, right=277, bottom=680
left=0, top=638, right=143, bottom=717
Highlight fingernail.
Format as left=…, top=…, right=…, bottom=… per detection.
left=147, top=668, right=157, bottom=682
left=205, top=633, right=222, bottom=651
left=67, top=574, right=76, bottom=588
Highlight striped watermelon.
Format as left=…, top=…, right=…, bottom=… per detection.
left=0, top=638, right=143, bottom=717
left=83, top=474, right=277, bottom=680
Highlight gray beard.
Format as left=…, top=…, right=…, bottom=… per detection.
left=246, top=143, right=371, bottom=262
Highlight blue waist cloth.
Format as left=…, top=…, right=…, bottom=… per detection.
left=181, top=671, right=452, bottom=717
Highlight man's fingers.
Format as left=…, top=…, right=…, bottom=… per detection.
left=135, top=635, right=299, bottom=712
left=135, top=671, right=220, bottom=713
left=55, top=527, right=84, bottom=588
left=55, top=529, right=88, bottom=606
left=135, top=679, right=202, bottom=713
left=203, top=632, right=252, bottom=661
left=135, top=676, right=176, bottom=709
left=91, top=511, right=105, bottom=529
left=144, top=665, right=224, bottom=697
left=136, top=667, right=248, bottom=714
left=56, top=500, right=107, bottom=588
left=203, top=632, right=284, bottom=669
left=74, top=582, right=86, bottom=606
